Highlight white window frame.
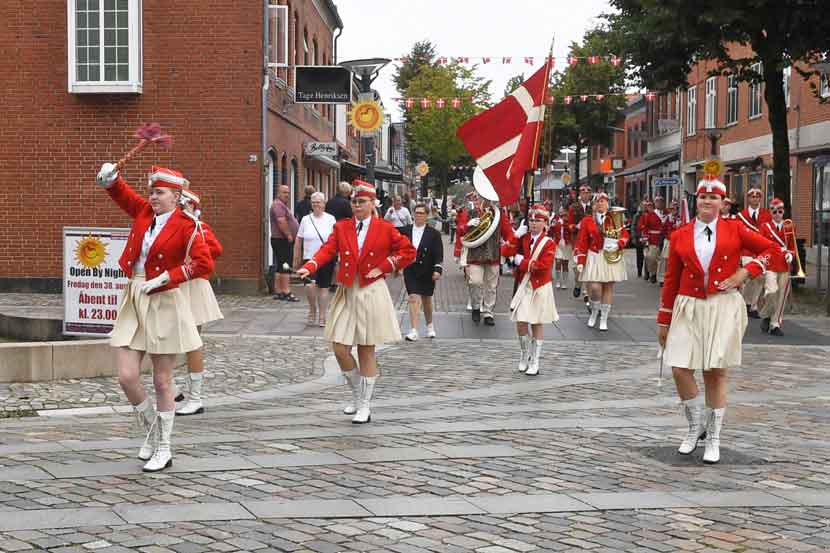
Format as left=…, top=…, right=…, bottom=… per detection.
left=686, top=85, right=697, bottom=136
left=748, top=62, right=763, bottom=119
left=705, top=76, right=717, bottom=128
left=726, top=75, right=738, bottom=126
left=67, top=0, right=143, bottom=94
left=267, top=5, right=289, bottom=69
left=821, top=73, right=830, bottom=99
left=783, top=66, right=791, bottom=108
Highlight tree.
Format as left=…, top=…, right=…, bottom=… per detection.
left=405, top=64, right=491, bottom=216
left=503, top=73, right=525, bottom=98
left=606, top=0, right=830, bottom=213
left=393, top=41, right=437, bottom=96
left=547, top=27, right=627, bottom=188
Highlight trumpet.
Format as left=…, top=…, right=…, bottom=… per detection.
left=782, top=219, right=806, bottom=279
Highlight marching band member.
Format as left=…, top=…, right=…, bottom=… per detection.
left=759, top=198, right=796, bottom=336
left=575, top=193, right=629, bottom=331
left=720, top=197, right=735, bottom=219
left=737, top=188, right=772, bottom=318
left=176, top=189, right=224, bottom=416
left=638, top=198, right=664, bottom=284
left=656, top=200, right=680, bottom=285
left=502, top=204, right=557, bottom=375
left=296, top=180, right=416, bottom=424
left=568, top=185, right=593, bottom=302
left=96, top=164, right=214, bottom=472
left=549, top=206, right=572, bottom=289
left=658, top=168, right=782, bottom=464
left=454, top=192, right=475, bottom=311
left=456, top=194, right=516, bottom=326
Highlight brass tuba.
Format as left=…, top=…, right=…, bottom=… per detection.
left=602, top=207, right=628, bottom=264
left=461, top=205, right=501, bottom=248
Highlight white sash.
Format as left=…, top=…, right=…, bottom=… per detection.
left=737, top=212, right=759, bottom=232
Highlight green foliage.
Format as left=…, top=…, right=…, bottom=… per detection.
left=503, top=73, right=525, bottom=98
left=393, top=40, right=437, bottom=97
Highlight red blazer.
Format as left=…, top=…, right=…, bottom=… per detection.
left=107, top=177, right=214, bottom=294
left=302, top=216, right=416, bottom=287
left=737, top=207, right=772, bottom=257
left=548, top=217, right=572, bottom=244
left=501, top=234, right=556, bottom=289
left=638, top=211, right=664, bottom=245
left=657, top=218, right=783, bottom=326
left=663, top=214, right=682, bottom=241
left=760, top=220, right=795, bottom=273
left=184, top=219, right=223, bottom=281
left=574, top=214, right=630, bottom=266
left=567, top=201, right=593, bottom=234
left=453, top=207, right=468, bottom=258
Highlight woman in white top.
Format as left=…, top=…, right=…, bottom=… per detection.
left=384, top=196, right=413, bottom=228
left=293, top=192, right=337, bottom=326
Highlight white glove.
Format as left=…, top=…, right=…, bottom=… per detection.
left=96, top=163, right=118, bottom=188
left=514, top=254, right=525, bottom=266
left=140, top=271, right=170, bottom=294
left=468, top=217, right=480, bottom=227
left=785, top=252, right=793, bottom=264
left=577, top=264, right=584, bottom=273
left=514, top=220, right=528, bottom=239
left=603, top=237, right=619, bottom=252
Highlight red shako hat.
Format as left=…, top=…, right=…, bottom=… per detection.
left=148, top=166, right=189, bottom=190
left=529, top=204, right=550, bottom=222
left=352, top=179, right=376, bottom=199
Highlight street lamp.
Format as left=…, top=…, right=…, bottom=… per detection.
left=701, top=127, right=727, bottom=156
left=339, top=58, right=390, bottom=185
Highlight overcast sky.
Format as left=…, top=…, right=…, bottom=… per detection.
left=335, top=0, right=613, bottom=121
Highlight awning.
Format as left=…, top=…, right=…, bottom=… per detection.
left=341, top=160, right=404, bottom=182
left=614, top=152, right=679, bottom=178
left=304, top=154, right=340, bottom=170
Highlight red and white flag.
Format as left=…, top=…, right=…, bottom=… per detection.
left=455, top=60, right=551, bottom=205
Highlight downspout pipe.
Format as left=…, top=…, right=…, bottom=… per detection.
left=333, top=25, right=343, bottom=185
left=262, top=0, right=270, bottom=288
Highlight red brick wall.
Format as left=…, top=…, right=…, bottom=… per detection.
left=0, top=1, right=263, bottom=289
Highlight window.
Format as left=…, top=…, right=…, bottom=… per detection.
left=748, top=62, right=763, bottom=119
left=294, top=12, right=301, bottom=67
left=726, top=75, right=738, bottom=125
left=705, top=77, right=717, bottom=128
left=731, top=174, right=744, bottom=205
left=302, top=28, right=309, bottom=65
left=783, top=66, right=791, bottom=108
left=686, top=85, right=696, bottom=136
left=766, top=170, right=776, bottom=205
left=312, top=38, right=318, bottom=66
left=821, top=73, right=829, bottom=99
left=267, top=3, right=288, bottom=84
left=67, top=0, right=142, bottom=93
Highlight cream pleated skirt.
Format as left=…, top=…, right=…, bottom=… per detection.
left=181, top=278, right=224, bottom=326
left=554, top=241, right=572, bottom=261
left=664, top=289, right=747, bottom=372
left=510, top=281, right=558, bottom=324
left=660, top=239, right=671, bottom=259
left=581, top=250, right=628, bottom=283
left=325, top=279, right=401, bottom=346
left=110, top=274, right=202, bottom=354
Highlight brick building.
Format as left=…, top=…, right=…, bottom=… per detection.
left=1, top=0, right=349, bottom=293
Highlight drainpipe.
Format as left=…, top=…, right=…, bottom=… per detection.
left=333, top=26, right=343, bottom=185
left=262, top=0, right=270, bottom=287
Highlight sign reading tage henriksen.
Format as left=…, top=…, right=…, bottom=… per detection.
left=63, top=227, right=130, bottom=337
left=294, top=66, right=352, bottom=104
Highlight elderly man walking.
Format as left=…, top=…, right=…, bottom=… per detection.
left=270, top=185, right=300, bottom=302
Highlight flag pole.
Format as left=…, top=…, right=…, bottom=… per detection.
left=525, top=37, right=555, bottom=219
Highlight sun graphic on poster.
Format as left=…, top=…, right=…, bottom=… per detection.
left=348, top=100, right=384, bottom=134
left=75, top=236, right=108, bottom=269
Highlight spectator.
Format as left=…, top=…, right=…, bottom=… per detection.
left=270, top=185, right=300, bottom=302
left=294, top=184, right=316, bottom=223
left=449, top=203, right=458, bottom=242
left=293, top=192, right=337, bottom=327
left=384, top=195, right=413, bottom=229
left=631, top=199, right=646, bottom=278
left=326, top=181, right=352, bottom=221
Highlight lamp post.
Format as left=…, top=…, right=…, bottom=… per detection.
left=339, top=58, right=390, bottom=185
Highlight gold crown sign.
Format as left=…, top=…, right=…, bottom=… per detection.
left=702, top=159, right=724, bottom=180
left=348, top=100, right=384, bottom=135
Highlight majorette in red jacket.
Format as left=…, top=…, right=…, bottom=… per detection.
left=663, top=214, right=683, bottom=241
left=760, top=220, right=796, bottom=273
left=302, top=216, right=416, bottom=287
left=548, top=216, right=572, bottom=245
left=501, top=233, right=556, bottom=289
left=183, top=217, right=223, bottom=281
left=657, top=218, right=783, bottom=326
left=637, top=211, right=664, bottom=245
left=737, top=207, right=773, bottom=257
left=107, top=177, right=214, bottom=294
left=453, top=207, right=468, bottom=258
left=574, top=214, right=630, bottom=266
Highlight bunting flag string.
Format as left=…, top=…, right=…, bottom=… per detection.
left=394, top=92, right=656, bottom=109
left=390, top=55, right=622, bottom=67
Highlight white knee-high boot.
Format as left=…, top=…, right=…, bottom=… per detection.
left=587, top=301, right=600, bottom=327
left=142, top=411, right=174, bottom=472
left=525, top=339, right=542, bottom=376
left=678, top=395, right=707, bottom=454
left=352, top=376, right=377, bottom=424
left=703, top=407, right=725, bottom=464
left=599, top=304, right=611, bottom=331
left=517, top=335, right=530, bottom=372
left=133, top=398, right=156, bottom=461
left=176, top=373, right=204, bottom=415
left=342, top=368, right=361, bottom=415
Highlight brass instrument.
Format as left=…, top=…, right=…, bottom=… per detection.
left=782, top=219, right=806, bottom=279
left=461, top=206, right=501, bottom=248
left=602, top=207, right=628, bottom=264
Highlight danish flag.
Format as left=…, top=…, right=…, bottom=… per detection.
left=456, top=60, right=551, bottom=204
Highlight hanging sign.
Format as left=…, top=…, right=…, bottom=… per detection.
left=294, top=66, right=352, bottom=104
left=348, top=100, right=384, bottom=134
left=63, top=227, right=130, bottom=337
left=416, top=161, right=430, bottom=177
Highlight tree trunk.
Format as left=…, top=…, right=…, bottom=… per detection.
left=762, top=58, right=792, bottom=214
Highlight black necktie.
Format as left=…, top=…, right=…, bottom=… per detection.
left=529, top=236, right=536, bottom=252
left=704, top=226, right=712, bottom=242
left=752, top=211, right=757, bottom=222
left=356, top=221, right=363, bottom=234
left=150, top=217, right=157, bottom=233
